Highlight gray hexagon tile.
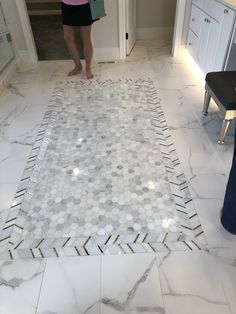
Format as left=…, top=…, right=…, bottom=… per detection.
left=0, top=79, right=205, bottom=258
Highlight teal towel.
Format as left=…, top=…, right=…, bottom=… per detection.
left=89, top=0, right=106, bottom=20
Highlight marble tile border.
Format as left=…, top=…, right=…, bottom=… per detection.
left=0, top=79, right=206, bottom=260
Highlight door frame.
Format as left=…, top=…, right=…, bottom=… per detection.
left=172, top=0, right=187, bottom=57
left=118, top=0, right=126, bottom=59
left=118, top=0, right=186, bottom=59
left=16, top=0, right=187, bottom=62
left=16, top=0, right=38, bottom=63
left=125, top=0, right=137, bottom=56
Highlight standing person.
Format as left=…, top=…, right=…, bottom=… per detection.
left=61, top=0, right=96, bottom=79
left=221, top=128, right=236, bottom=234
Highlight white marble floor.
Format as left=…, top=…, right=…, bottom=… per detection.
left=0, top=41, right=236, bottom=313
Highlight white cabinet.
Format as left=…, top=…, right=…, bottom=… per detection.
left=187, top=0, right=236, bottom=74
left=0, top=33, right=14, bottom=72
left=0, top=2, right=7, bottom=33
left=0, top=2, right=14, bottom=73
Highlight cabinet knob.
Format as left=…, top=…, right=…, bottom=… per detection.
left=224, top=9, right=229, bottom=14
left=188, top=42, right=192, bottom=46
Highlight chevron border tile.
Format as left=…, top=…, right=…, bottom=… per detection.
left=0, top=79, right=206, bottom=260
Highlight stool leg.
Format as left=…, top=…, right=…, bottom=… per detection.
left=218, top=119, right=231, bottom=145
left=202, top=90, right=211, bottom=116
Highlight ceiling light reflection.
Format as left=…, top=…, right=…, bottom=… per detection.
left=148, top=180, right=155, bottom=190
left=73, top=167, right=80, bottom=176
left=162, top=219, right=170, bottom=229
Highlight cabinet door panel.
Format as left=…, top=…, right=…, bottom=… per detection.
left=203, top=18, right=221, bottom=73
left=189, top=5, right=202, bottom=36
left=196, top=15, right=210, bottom=66
left=187, top=29, right=198, bottom=59
left=214, top=8, right=235, bottom=70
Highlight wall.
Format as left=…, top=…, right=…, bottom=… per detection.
left=136, top=0, right=177, bottom=41
left=93, top=0, right=120, bottom=60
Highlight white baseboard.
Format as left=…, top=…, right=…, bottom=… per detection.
left=136, top=27, right=174, bottom=41
left=94, top=48, right=120, bottom=61
left=0, top=57, right=22, bottom=96
left=18, top=50, right=30, bottom=61
left=18, top=50, right=38, bottom=64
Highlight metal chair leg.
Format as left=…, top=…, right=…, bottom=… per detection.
left=218, top=119, right=231, bottom=145
left=202, top=90, right=211, bottom=116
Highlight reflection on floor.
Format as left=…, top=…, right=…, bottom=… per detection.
left=0, top=41, right=236, bottom=314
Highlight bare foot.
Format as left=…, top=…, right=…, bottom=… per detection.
left=86, top=67, right=94, bottom=79
left=68, top=64, right=82, bottom=76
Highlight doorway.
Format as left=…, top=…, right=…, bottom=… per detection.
left=119, top=0, right=184, bottom=59
left=25, top=0, right=83, bottom=61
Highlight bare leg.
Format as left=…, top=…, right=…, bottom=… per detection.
left=80, top=25, right=94, bottom=79
left=63, top=25, right=82, bottom=76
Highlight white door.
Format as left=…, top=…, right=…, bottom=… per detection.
left=125, top=0, right=136, bottom=55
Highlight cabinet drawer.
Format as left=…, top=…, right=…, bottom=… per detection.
left=192, top=0, right=204, bottom=10
left=189, top=4, right=203, bottom=36
left=203, top=0, right=234, bottom=23
left=187, top=29, right=198, bottom=59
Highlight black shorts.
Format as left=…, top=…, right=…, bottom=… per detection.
left=61, top=2, right=95, bottom=26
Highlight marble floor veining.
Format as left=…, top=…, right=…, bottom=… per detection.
left=0, top=40, right=236, bottom=314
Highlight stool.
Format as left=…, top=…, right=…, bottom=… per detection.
left=202, top=71, right=236, bottom=144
